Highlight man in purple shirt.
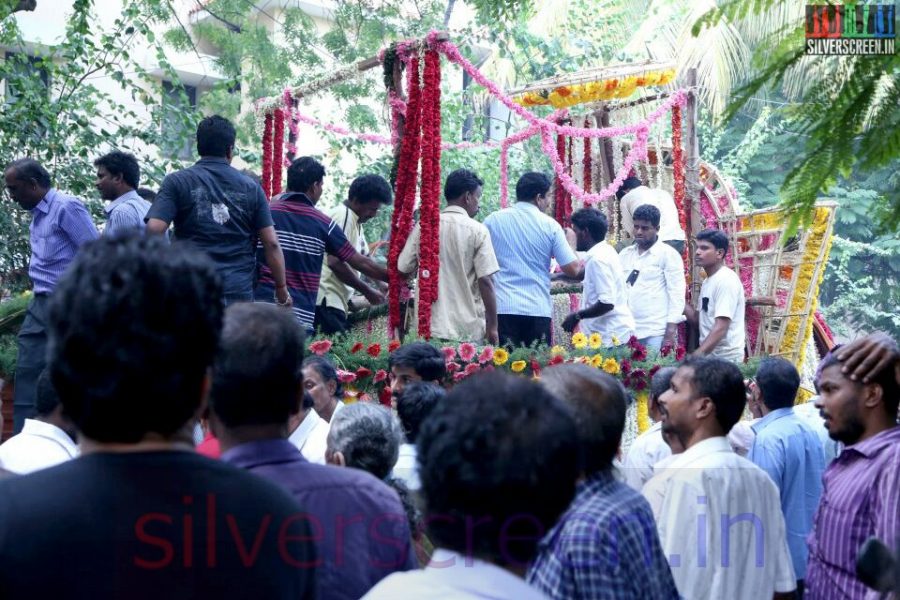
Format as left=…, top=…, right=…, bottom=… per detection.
left=4, top=158, right=98, bottom=433
left=807, top=340, right=900, bottom=599
left=210, top=302, right=417, bottom=600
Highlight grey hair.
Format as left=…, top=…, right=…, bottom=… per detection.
left=650, top=366, right=678, bottom=401
left=326, top=402, right=402, bottom=480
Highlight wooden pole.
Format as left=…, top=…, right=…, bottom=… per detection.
left=595, top=104, right=620, bottom=238
left=684, top=68, right=702, bottom=351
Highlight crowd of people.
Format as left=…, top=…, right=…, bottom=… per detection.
left=1, top=114, right=898, bottom=599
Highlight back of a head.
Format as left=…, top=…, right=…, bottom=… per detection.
left=136, top=187, right=157, bottom=202
left=349, top=173, right=392, bottom=205
left=696, top=228, right=730, bottom=254
left=328, top=402, right=401, bottom=480
left=418, top=371, right=579, bottom=566
left=196, top=115, right=236, bottom=158
left=6, top=157, right=51, bottom=188
left=650, top=366, right=678, bottom=402
left=397, top=382, right=445, bottom=444
left=570, top=207, right=608, bottom=242
left=444, top=169, right=483, bottom=202
left=756, top=357, right=800, bottom=410
left=387, top=342, right=446, bottom=381
left=515, top=172, right=551, bottom=203
left=616, top=176, right=642, bottom=199
left=35, top=368, right=60, bottom=417
left=47, top=235, right=223, bottom=443
left=541, top=364, right=626, bottom=474
left=287, top=156, right=325, bottom=194
left=93, top=151, right=140, bottom=189
left=682, top=357, right=747, bottom=433
left=211, top=303, right=305, bottom=429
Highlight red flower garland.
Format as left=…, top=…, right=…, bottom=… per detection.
left=261, top=112, right=274, bottom=199
left=388, top=55, right=423, bottom=332
left=272, top=108, right=285, bottom=196
left=417, top=48, right=442, bottom=339
left=671, top=105, right=687, bottom=257
left=554, top=132, right=569, bottom=227
left=583, top=129, right=592, bottom=194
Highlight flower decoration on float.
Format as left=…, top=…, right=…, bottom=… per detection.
left=514, top=69, right=676, bottom=108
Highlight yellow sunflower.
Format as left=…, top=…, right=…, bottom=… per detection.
left=493, top=348, right=510, bottom=366
left=550, top=345, right=566, bottom=355
left=510, top=360, right=527, bottom=373
left=591, top=354, right=604, bottom=368
left=602, top=358, right=620, bottom=375
left=572, top=332, right=588, bottom=349
left=611, top=334, right=621, bottom=346
left=589, top=333, right=603, bottom=349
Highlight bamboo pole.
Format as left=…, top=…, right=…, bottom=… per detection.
left=684, top=68, right=702, bottom=351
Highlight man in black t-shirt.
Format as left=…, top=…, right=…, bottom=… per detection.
left=146, top=115, right=292, bottom=307
left=0, top=235, right=315, bottom=600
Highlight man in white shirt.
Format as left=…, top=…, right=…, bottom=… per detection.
left=617, top=176, right=686, bottom=254
left=684, top=228, right=746, bottom=362
left=392, top=381, right=445, bottom=491
left=562, top=208, right=635, bottom=345
left=0, top=369, right=78, bottom=474
left=364, top=372, right=580, bottom=600
left=287, top=392, right=330, bottom=464
left=619, top=204, right=686, bottom=351
left=642, top=357, right=796, bottom=600
left=623, top=366, right=677, bottom=491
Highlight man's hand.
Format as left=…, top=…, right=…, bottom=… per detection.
left=835, top=332, right=900, bottom=383
left=562, top=312, right=580, bottom=333
left=363, top=287, right=387, bottom=306
left=275, top=285, right=293, bottom=309
left=485, top=327, right=499, bottom=345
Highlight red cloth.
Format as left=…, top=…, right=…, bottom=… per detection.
left=196, top=431, right=221, bottom=459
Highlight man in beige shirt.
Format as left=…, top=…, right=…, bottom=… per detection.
left=399, top=169, right=500, bottom=343
left=315, top=174, right=392, bottom=334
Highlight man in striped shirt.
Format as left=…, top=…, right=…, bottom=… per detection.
left=806, top=340, right=900, bottom=599
left=4, top=158, right=98, bottom=433
left=256, top=157, right=387, bottom=332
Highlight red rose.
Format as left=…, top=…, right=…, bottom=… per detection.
left=627, top=335, right=641, bottom=349
left=530, top=359, right=541, bottom=376
left=374, top=369, right=388, bottom=383
left=367, top=343, right=382, bottom=358
left=659, top=344, right=673, bottom=357
left=356, top=367, right=372, bottom=379
left=388, top=340, right=401, bottom=353
left=620, top=358, right=633, bottom=376
left=675, top=346, right=686, bottom=361
left=548, top=354, right=565, bottom=366
left=337, top=370, right=357, bottom=384
left=649, top=364, right=661, bottom=378
left=378, top=385, right=392, bottom=407
left=309, top=340, right=332, bottom=355
left=631, top=346, right=648, bottom=362
left=350, top=342, right=364, bottom=354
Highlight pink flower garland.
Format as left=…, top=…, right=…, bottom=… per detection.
left=283, top=88, right=299, bottom=166
left=272, top=108, right=285, bottom=196
left=261, top=113, right=274, bottom=199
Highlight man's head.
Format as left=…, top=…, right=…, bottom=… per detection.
left=658, top=357, right=746, bottom=447
left=396, top=381, right=444, bottom=445
left=615, top=176, right=642, bottom=201
left=515, top=172, right=552, bottom=212
left=695, top=228, right=730, bottom=270
left=753, top=357, right=800, bottom=413
left=47, top=235, right=223, bottom=445
left=326, top=402, right=402, bottom=480
left=209, top=303, right=305, bottom=439
left=5, top=158, right=51, bottom=210
left=540, top=364, right=626, bottom=476
left=301, top=356, right=342, bottom=417
left=632, top=203, right=661, bottom=250
left=287, top=156, right=325, bottom=202
left=418, top=371, right=579, bottom=567
left=649, top=366, right=677, bottom=422
left=814, top=349, right=899, bottom=445
left=196, top=115, right=236, bottom=160
left=35, top=368, right=76, bottom=439
left=444, top=169, right=483, bottom=218
left=94, top=151, right=140, bottom=201
left=387, top=342, right=446, bottom=402
left=347, top=174, right=392, bottom=224
left=570, top=207, right=608, bottom=251
left=136, top=188, right=157, bottom=203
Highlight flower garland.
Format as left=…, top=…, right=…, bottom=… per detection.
left=261, top=112, right=274, bottom=199
left=554, top=132, right=570, bottom=226
left=514, top=68, right=677, bottom=108
left=582, top=118, right=592, bottom=194
left=272, top=108, right=285, bottom=197
left=416, top=48, right=443, bottom=339
left=283, top=89, right=299, bottom=167
left=636, top=391, right=651, bottom=434
left=671, top=104, right=688, bottom=263
left=388, top=54, right=423, bottom=332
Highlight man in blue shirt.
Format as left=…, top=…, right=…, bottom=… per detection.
left=146, top=115, right=291, bottom=307
left=747, top=357, right=826, bottom=593
left=211, top=302, right=416, bottom=600
left=94, top=151, right=151, bottom=236
left=4, top=158, right=98, bottom=433
left=484, top=172, right=580, bottom=348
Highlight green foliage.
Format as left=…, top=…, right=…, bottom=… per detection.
left=0, top=333, right=16, bottom=379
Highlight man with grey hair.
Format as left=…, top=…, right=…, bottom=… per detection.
left=622, top=366, right=678, bottom=491
left=326, top=402, right=403, bottom=481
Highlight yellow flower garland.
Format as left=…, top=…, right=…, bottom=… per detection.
left=514, top=69, right=677, bottom=108
left=636, top=391, right=651, bottom=434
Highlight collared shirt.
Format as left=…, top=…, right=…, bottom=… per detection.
left=146, top=157, right=274, bottom=297
left=222, top=439, right=416, bottom=600
left=748, top=407, right=825, bottom=579
left=806, top=426, right=900, bottom=600
left=699, top=265, right=746, bottom=362
left=103, top=189, right=151, bottom=237
left=528, top=470, right=679, bottom=600
left=287, top=410, right=330, bottom=464
left=29, top=188, right=99, bottom=293
left=643, top=436, right=796, bottom=599
left=620, top=186, right=685, bottom=243
left=317, top=203, right=369, bottom=314
left=255, top=192, right=355, bottom=331
left=0, top=419, right=78, bottom=474
left=399, top=206, right=500, bottom=340
left=364, top=548, right=550, bottom=600
left=391, top=443, right=420, bottom=491
left=485, top=201, right=577, bottom=318
left=622, top=421, right=671, bottom=492
left=619, top=240, right=686, bottom=339
left=580, top=241, right=635, bottom=343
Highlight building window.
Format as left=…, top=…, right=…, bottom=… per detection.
left=161, top=81, right=198, bottom=160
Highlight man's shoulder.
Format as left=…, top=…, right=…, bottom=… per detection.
left=269, top=460, right=403, bottom=508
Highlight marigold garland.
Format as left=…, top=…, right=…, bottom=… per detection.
left=636, top=391, right=651, bottom=434
left=416, top=48, right=443, bottom=339
left=514, top=68, right=677, bottom=108
left=272, top=108, right=285, bottom=196
left=261, top=112, right=274, bottom=199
